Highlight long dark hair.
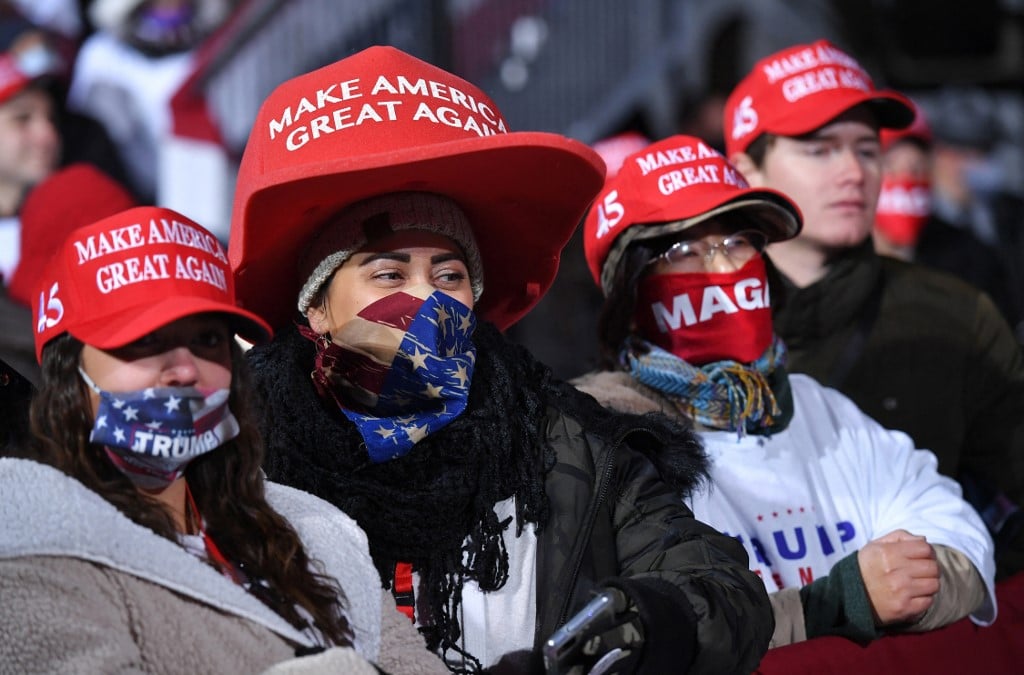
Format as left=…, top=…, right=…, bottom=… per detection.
left=596, top=240, right=660, bottom=370
left=27, top=334, right=352, bottom=647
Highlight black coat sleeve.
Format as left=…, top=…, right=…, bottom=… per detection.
left=605, top=430, right=774, bottom=674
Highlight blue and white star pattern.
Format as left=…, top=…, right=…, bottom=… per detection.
left=80, top=367, right=240, bottom=488
left=336, top=290, right=477, bottom=462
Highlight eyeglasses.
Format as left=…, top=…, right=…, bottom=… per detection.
left=649, top=230, right=768, bottom=273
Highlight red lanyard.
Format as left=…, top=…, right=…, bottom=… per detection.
left=393, top=562, right=415, bottom=621
left=185, top=482, right=243, bottom=585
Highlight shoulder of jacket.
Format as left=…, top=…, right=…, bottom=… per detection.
left=264, top=482, right=375, bottom=576
left=571, top=371, right=671, bottom=417
left=879, top=257, right=986, bottom=302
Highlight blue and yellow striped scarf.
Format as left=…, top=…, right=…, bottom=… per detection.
left=625, top=336, right=793, bottom=436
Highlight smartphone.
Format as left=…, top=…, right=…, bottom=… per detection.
left=542, top=589, right=626, bottom=675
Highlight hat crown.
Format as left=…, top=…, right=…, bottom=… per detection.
left=723, top=39, right=912, bottom=156
left=0, top=20, right=64, bottom=103
left=231, top=45, right=606, bottom=332
left=616, top=136, right=744, bottom=186
left=9, top=164, right=137, bottom=307
left=249, top=45, right=509, bottom=178
left=584, top=136, right=745, bottom=278
left=589, top=136, right=750, bottom=245
left=34, top=206, right=269, bottom=360
left=881, top=100, right=931, bottom=150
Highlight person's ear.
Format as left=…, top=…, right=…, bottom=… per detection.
left=730, top=152, right=765, bottom=187
left=306, top=305, right=330, bottom=335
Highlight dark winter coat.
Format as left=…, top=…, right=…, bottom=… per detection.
left=771, top=241, right=1024, bottom=579
left=248, top=323, right=774, bottom=674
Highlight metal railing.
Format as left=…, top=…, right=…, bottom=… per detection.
left=190, top=0, right=686, bottom=154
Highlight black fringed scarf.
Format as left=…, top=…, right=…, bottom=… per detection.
left=247, top=321, right=559, bottom=671
left=248, top=321, right=709, bottom=671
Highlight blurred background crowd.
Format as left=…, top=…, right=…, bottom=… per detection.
left=2, top=0, right=1022, bottom=378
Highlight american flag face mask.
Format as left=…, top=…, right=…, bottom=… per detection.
left=304, top=286, right=476, bottom=463
left=79, top=367, right=240, bottom=490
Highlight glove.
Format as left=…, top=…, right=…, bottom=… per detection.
left=556, top=588, right=645, bottom=675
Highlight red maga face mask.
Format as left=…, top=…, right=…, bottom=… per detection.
left=634, top=256, right=773, bottom=364
left=875, top=176, right=931, bottom=247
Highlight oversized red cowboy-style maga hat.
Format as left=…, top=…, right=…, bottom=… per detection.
left=230, top=45, right=606, bottom=331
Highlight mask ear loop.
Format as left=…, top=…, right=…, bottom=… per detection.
left=78, top=366, right=103, bottom=394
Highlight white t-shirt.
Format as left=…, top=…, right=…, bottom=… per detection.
left=66, top=33, right=234, bottom=241
left=688, top=374, right=997, bottom=625
left=415, top=497, right=537, bottom=669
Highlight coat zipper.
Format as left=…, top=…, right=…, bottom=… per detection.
left=553, top=426, right=651, bottom=627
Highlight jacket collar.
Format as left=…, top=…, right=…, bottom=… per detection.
left=0, top=457, right=316, bottom=648
left=770, top=239, right=882, bottom=343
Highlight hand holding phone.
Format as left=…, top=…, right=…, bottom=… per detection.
left=542, top=588, right=644, bottom=675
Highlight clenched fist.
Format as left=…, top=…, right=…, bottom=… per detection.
left=858, top=529, right=940, bottom=626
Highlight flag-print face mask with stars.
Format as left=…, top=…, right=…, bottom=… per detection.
left=79, top=367, right=240, bottom=490
left=303, top=285, right=477, bottom=463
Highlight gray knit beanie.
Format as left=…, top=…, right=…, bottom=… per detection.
left=297, top=192, right=485, bottom=316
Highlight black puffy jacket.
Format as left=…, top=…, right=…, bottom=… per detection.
left=533, top=407, right=774, bottom=673
left=247, top=322, right=772, bottom=673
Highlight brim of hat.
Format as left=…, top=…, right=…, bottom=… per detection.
left=599, top=192, right=801, bottom=295
left=769, top=89, right=916, bottom=137
left=66, top=297, right=272, bottom=353
left=632, top=194, right=800, bottom=243
left=0, top=74, right=61, bottom=104
left=880, top=126, right=932, bottom=152
left=231, top=131, right=605, bottom=332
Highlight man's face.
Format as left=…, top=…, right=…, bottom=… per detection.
left=0, top=87, right=60, bottom=201
left=746, top=107, right=882, bottom=253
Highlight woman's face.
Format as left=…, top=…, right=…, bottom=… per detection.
left=307, top=229, right=474, bottom=336
left=79, top=314, right=233, bottom=415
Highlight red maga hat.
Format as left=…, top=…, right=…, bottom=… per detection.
left=0, top=17, right=64, bottom=104
left=0, top=52, right=32, bottom=102
left=583, top=134, right=802, bottom=295
left=724, top=39, right=914, bottom=157
left=880, top=99, right=933, bottom=152
left=8, top=163, right=137, bottom=308
left=33, top=206, right=271, bottom=361
left=229, top=45, right=605, bottom=332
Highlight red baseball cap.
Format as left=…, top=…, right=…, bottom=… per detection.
left=230, top=45, right=605, bottom=332
left=8, top=164, right=137, bottom=308
left=0, top=20, right=64, bottom=104
left=583, top=134, right=802, bottom=295
left=880, top=99, right=933, bottom=152
left=33, top=206, right=271, bottom=361
left=0, top=52, right=31, bottom=102
left=724, top=39, right=914, bottom=157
